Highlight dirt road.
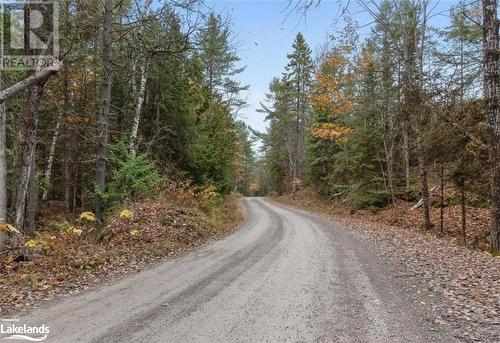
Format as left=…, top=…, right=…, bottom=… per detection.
left=17, top=198, right=453, bottom=342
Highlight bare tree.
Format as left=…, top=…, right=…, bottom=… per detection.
left=482, top=0, right=500, bottom=253
left=95, top=0, right=114, bottom=223
left=14, top=79, right=49, bottom=231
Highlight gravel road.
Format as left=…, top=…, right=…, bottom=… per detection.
left=17, top=198, right=454, bottom=342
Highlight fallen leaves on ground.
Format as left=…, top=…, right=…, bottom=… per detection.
left=0, top=194, right=243, bottom=316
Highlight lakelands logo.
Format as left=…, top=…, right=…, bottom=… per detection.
left=0, top=0, right=59, bottom=70
left=0, top=319, right=49, bottom=342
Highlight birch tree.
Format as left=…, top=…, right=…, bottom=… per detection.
left=129, top=60, right=149, bottom=157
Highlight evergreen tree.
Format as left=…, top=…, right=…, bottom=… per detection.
left=283, top=33, right=314, bottom=191
left=260, top=78, right=294, bottom=193
left=197, top=13, right=248, bottom=111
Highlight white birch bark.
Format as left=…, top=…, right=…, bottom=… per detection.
left=42, top=110, right=63, bottom=201
left=129, top=59, right=149, bottom=157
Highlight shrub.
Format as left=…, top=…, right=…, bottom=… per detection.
left=105, top=141, right=162, bottom=206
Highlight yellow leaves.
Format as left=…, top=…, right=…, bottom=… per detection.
left=79, top=211, right=96, bottom=222
left=25, top=239, right=39, bottom=248
left=483, top=251, right=500, bottom=257
left=67, top=227, right=83, bottom=236
left=309, top=49, right=353, bottom=117
left=311, top=123, right=354, bottom=142
left=130, top=229, right=139, bottom=237
left=196, top=184, right=222, bottom=207
left=359, top=45, right=376, bottom=74
left=310, top=50, right=354, bottom=135
left=119, top=209, right=134, bottom=219
left=0, top=224, right=20, bottom=234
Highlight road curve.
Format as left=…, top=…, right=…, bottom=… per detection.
left=19, top=198, right=452, bottom=343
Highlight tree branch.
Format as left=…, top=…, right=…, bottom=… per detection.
left=0, top=61, right=62, bottom=103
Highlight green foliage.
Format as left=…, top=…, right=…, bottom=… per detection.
left=105, top=140, right=162, bottom=206
left=187, top=103, right=238, bottom=193
left=50, top=220, right=72, bottom=231
left=234, top=121, right=257, bottom=195
left=260, top=32, right=315, bottom=193
left=197, top=12, right=248, bottom=109
left=306, top=109, right=340, bottom=186
left=347, top=186, right=390, bottom=211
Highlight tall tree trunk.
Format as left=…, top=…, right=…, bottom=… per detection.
left=287, top=143, right=297, bottom=193
left=95, top=0, right=114, bottom=223
left=25, top=156, right=38, bottom=234
left=64, top=150, right=71, bottom=216
left=403, top=121, right=411, bottom=196
left=461, top=186, right=466, bottom=244
left=41, top=110, right=62, bottom=201
left=72, top=163, right=78, bottom=215
left=416, top=137, right=432, bottom=229
left=383, top=127, right=395, bottom=204
left=440, top=161, right=444, bottom=235
left=0, top=74, right=6, bottom=250
left=482, top=0, right=500, bottom=253
left=14, top=81, right=46, bottom=231
left=418, top=0, right=431, bottom=230
left=42, top=66, right=68, bottom=202
left=129, top=60, right=148, bottom=157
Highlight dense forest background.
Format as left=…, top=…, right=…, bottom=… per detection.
left=0, top=0, right=498, bottom=254
left=0, top=2, right=256, bottom=251
left=253, top=0, right=499, bottom=253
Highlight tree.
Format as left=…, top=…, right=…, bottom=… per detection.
left=234, top=121, right=256, bottom=195
left=482, top=0, right=500, bottom=253
left=393, top=0, right=433, bottom=229
left=307, top=43, right=354, bottom=194
left=283, top=32, right=314, bottom=191
left=95, top=0, right=114, bottom=224
left=0, top=0, right=249, bottom=252
left=188, top=102, right=239, bottom=193
left=13, top=77, right=51, bottom=232
left=260, top=78, right=294, bottom=193
left=0, top=75, right=6, bottom=250
left=197, top=13, right=248, bottom=110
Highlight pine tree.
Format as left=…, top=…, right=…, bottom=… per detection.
left=197, top=13, right=248, bottom=111
left=260, top=78, right=294, bottom=193
left=282, top=33, right=314, bottom=191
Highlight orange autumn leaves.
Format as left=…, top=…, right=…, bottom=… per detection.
left=309, top=48, right=354, bottom=143
left=311, top=123, right=353, bottom=143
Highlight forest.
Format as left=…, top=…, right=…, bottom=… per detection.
left=0, top=0, right=498, bottom=341
left=0, top=1, right=256, bottom=251
left=0, top=0, right=496, bottom=263
left=256, top=0, right=500, bottom=255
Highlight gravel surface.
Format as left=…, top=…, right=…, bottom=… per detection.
left=11, top=198, right=455, bottom=342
